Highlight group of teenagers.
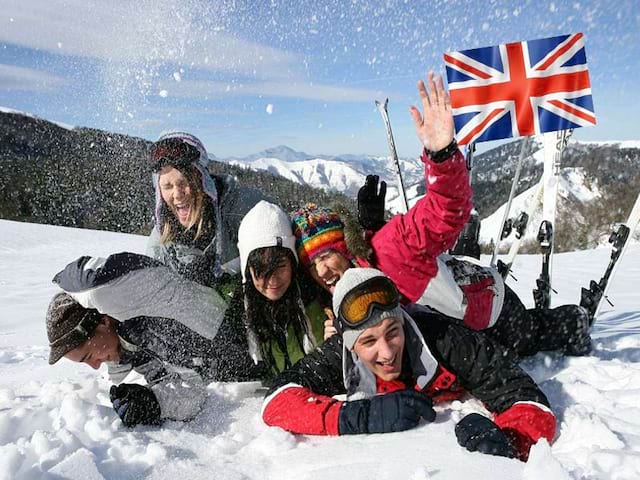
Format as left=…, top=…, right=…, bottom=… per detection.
left=45, top=73, right=592, bottom=462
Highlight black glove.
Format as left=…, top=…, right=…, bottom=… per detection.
left=109, top=384, right=162, bottom=428
left=357, top=174, right=387, bottom=232
left=339, top=390, right=436, bottom=435
left=455, top=413, right=516, bottom=458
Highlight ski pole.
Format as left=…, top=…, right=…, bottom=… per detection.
left=375, top=98, right=409, bottom=213
left=490, top=136, right=531, bottom=267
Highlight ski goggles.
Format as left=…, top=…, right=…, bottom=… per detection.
left=150, top=138, right=200, bottom=171
left=337, top=276, right=400, bottom=331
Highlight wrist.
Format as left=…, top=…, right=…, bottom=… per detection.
left=338, top=399, right=369, bottom=435
left=427, top=139, right=458, bottom=163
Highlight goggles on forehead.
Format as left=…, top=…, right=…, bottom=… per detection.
left=49, top=309, right=103, bottom=349
left=337, top=276, right=400, bottom=331
left=150, top=138, right=200, bottom=170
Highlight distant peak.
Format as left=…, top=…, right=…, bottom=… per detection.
left=247, top=145, right=313, bottom=162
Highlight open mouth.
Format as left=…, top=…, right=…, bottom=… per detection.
left=324, top=276, right=339, bottom=291
left=377, top=356, right=398, bottom=373
left=174, top=202, right=191, bottom=222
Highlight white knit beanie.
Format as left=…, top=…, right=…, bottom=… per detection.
left=332, top=268, right=404, bottom=351
left=238, top=201, right=298, bottom=283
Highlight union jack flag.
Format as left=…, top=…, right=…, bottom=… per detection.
left=444, top=33, right=596, bottom=145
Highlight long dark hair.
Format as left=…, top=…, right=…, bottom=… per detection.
left=244, top=246, right=311, bottom=373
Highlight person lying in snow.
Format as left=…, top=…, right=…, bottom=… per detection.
left=290, top=72, right=591, bottom=359
left=294, top=176, right=593, bottom=359
left=262, top=268, right=556, bottom=461
left=46, top=252, right=259, bottom=427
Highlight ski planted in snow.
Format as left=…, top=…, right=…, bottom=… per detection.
left=580, top=191, right=640, bottom=322
left=375, top=98, right=409, bottom=213
left=533, top=129, right=573, bottom=309
left=490, top=137, right=531, bottom=267
left=496, top=179, right=544, bottom=279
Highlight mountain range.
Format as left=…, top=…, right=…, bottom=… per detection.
left=1, top=107, right=639, bottom=252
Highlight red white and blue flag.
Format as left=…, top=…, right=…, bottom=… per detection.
left=444, top=33, right=596, bottom=145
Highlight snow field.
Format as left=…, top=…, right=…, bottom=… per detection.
left=1, top=219, right=639, bottom=479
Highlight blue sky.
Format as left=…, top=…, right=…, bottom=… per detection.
left=1, top=0, right=638, bottom=158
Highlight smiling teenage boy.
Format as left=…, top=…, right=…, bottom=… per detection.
left=262, top=268, right=556, bottom=461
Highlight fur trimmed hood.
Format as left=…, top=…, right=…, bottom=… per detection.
left=330, top=202, right=376, bottom=264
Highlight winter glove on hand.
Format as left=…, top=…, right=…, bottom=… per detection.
left=109, top=384, right=162, bottom=428
left=339, top=390, right=436, bottom=435
left=455, top=413, right=516, bottom=458
left=357, top=174, right=387, bottom=232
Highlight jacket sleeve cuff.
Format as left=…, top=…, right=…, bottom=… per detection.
left=262, top=384, right=342, bottom=435
left=420, top=147, right=465, bottom=171
left=150, top=370, right=206, bottom=421
left=493, top=401, right=556, bottom=460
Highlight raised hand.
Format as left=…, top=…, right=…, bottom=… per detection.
left=357, top=174, right=387, bottom=232
left=409, top=72, right=455, bottom=152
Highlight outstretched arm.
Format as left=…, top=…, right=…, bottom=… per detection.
left=369, top=73, right=472, bottom=302
left=432, top=319, right=556, bottom=460
left=53, top=252, right=228, bottom=340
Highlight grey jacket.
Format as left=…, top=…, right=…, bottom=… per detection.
left=53, top=253, right=256, bottom=421
left=147, top=172, right=266, bottom=286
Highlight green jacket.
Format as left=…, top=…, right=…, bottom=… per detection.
left=259, top=299, right=327, bottom=377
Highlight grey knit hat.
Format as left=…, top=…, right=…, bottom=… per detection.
left=332, top=268, right=404, bottom=351
left=46, top=293, right=100, bottom=365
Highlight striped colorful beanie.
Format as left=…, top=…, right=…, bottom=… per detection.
left=291, top=203, right=353, bottom=268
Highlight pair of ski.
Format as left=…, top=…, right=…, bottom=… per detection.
left=490, top=130, right=572, bottom=310
left=493, top=130, right=640, bottom=322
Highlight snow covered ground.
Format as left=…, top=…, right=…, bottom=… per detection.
left=1, top=219, right=639, bottom=480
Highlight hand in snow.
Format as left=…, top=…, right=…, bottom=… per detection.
left=455, top=413, right=516, bottom=459
left=110, top=384, right=162, bottom=428
left=410, top=72, right=455, bottom=152
left=339, top=390, right=436, bottom=435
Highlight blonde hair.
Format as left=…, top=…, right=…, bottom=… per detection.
left=159, top=166, right=208, bottom=245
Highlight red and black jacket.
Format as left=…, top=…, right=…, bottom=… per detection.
left=262, top=308, right=555, bottom=460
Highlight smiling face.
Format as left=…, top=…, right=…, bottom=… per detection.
left=158, top=166, right=195, bottom=227
left=351, top=317, right=405, bottom=381
left=308, top=250, right=352, bottom=294
left=250, top=255, right=294, bottom=301
left=64, top=317, right=121, bottom=370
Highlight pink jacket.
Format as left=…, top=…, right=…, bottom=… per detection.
left=363, top=149, right=504, bottom=330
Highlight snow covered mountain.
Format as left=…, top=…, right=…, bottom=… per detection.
left=219, top=138, right=640, bottom=251
left=1, top=106, right=638, bottom=251
left=221, top=147, right=425, bottom=206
